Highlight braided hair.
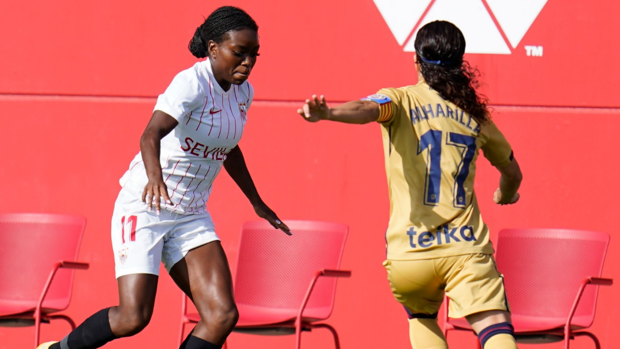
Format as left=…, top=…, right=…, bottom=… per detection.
left=188, top=6, right=258, bottom=59
left=414, top=21, right=490, bottom=124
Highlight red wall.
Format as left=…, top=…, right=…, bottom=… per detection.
left=1, top=1, right=619, bottom=349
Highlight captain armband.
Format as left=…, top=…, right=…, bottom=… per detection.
left=361, top=94, right=394, bottom=122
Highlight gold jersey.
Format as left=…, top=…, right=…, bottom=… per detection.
left=367, top=82, right=512, bottom=260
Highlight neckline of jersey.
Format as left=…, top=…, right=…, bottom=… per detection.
left=202, top=58, right=233, bottom=96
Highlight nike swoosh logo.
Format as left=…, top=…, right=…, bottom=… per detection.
left=209, top=108, right=221, bottom=115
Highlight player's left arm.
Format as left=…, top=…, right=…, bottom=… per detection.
left=297, top=95, right=382, bottom=124
left=223, top=146, right=291, bottom=235
left=493, top=156, right=522, bottom=205
left=480, top=122, right=523, bottom=205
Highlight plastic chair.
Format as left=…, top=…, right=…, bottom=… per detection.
left=179, top=220, right=351, bottom=349
left=0, top=213, right=89, bottom=347
left=443, top=228, right=613, bottom=349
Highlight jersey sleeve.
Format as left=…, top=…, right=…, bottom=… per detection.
left=153, top=70, right=204, bottom=121
left=361, top=88, right=403, bottom=125
left=479, top=121, right=513, bottom=167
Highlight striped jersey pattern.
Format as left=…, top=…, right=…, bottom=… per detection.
left=120, top=59, right=253, bottom=214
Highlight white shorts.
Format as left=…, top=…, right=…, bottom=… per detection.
left=111, top=188, right=220, bottom=278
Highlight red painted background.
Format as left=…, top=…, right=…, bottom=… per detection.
left=1, top=1, right=618, bottom=349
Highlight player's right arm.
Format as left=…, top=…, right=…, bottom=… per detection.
left=140, top=111, right=179, bottom=214
left=142, top=69, right=202, bottom=213
left=297, top=95, right=381, bottom=124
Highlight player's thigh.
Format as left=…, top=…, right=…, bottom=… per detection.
left=108, top=274, right=159, bottom=335
left=169, top=241, right=235, bottom=311
left=383, top=259, right=445, bottom=315
left=116, top=273, right=159, bottom=315
left=111, top=188, right=172, bottom=278
left=160, top=211, right=219, bottom=276
left=444, top=253, right=509, bottom=319
left=164, top=214, right=232, bottom=306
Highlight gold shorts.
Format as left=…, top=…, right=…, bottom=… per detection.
left=383, top=253, right=509, bottom=318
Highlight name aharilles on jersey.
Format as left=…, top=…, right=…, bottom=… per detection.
left=370, top=82, right=512, bottom=260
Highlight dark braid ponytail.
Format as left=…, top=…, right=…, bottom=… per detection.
left=188, top=6, right=258, bottom=59
left=414, top=21, right=490, bottom=124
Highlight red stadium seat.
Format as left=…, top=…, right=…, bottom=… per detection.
left=0, top=213, right=89, bottom=347
left=179, top=220, right=351, bottom=349
left=443, top=228, right=613, bottom=349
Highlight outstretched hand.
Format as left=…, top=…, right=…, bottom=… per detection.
left=297, top=95, right=330, bottom=122
left=493, top=188, right=520, bottom=205
left=253, top=202, right=292, bottom=235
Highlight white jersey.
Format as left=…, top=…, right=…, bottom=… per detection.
left=120, top=58, right=253, bottom=215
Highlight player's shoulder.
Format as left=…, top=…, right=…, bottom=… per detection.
left=240, top=80, right=254, bottom=95
left=376, top=84, right=419, bottom=100
left=404, top=82, right=433, bottom=97
left=396, top=82, right=446, bottom=108
left=377, top=85, right=405, bottom=95
left=478, top=119, right=502, bottom=136
left=168, top=63, right=205, bottom=92
left=235, top=80, right=254, bottom=101
left=174, top=62, right=202, bottom=81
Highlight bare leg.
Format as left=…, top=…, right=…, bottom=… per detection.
left=466, top=310, right=517, bottom=349
left=108, top=274, right=159, bottom=337
left=49, top=274, right=158, bottom=349
left=466, top=310, right=511, bottom=333
left=170, top=241, right=238, bottom=345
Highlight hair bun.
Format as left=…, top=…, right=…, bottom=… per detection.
left=188, top=27, right=208, bottom=58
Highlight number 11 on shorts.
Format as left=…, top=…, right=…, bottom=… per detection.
left=121, top=215, right=137, bottom=243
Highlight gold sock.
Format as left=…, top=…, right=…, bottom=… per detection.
left=408, top=318, right=448, bottom=349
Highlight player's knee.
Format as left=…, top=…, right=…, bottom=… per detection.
left=214, top=303, right=239, bottom=330
left=477, top=322, right=517, bottom=349
left=202, top=303, right=239, bottom=332
left=113, top=306, right=153, bottom=337
left=408, top=317, right=448, bottom=349
left=120, top=312, right=152, bottom=336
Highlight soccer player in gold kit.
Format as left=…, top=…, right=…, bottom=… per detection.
left=298, top=21, right=522, bottom=349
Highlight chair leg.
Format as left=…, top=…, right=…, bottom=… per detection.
left=295, top=323, right=303, bottom=349
left=34, top=312, right=42, bottom=347
left=33, top=314, right=75, bottom=346
left=309, top=324, right=341, bottom=349
left=573, top=332, right=601, bottom=349
left=564, top=327, right=571, bottom=349
left=179, top=320, right=186, bottom=347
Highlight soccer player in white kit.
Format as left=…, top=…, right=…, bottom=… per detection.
left=37, top=6, right=290, bottom=349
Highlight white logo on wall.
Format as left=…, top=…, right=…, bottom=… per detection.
left=373, top=0, right=548, bottom=55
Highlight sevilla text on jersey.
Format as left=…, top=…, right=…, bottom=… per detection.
left=181, top=137, right=229, bottom=160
